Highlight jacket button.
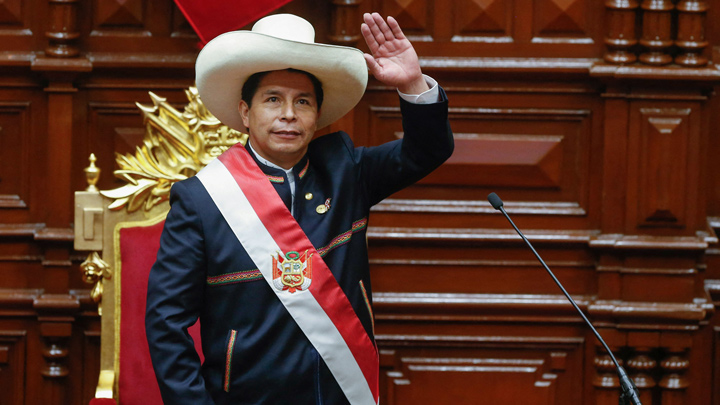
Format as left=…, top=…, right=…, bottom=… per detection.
left=305, top=193, right=313, bottom=200
left=316, top=205, right=327, bottom=214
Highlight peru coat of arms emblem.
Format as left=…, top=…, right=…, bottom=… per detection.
left=272, top=250, right=313, bottom=293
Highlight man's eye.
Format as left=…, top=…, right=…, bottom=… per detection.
left=298, top=99, right=310, bottom=105
left=267, top=97, right=278, bottom=102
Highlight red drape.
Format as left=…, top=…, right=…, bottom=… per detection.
left=174, top=0, right=294, bottom=44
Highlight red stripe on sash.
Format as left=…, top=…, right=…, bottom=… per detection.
left=217, top=145, right=379, bottom=401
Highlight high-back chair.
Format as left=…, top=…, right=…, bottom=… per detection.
left=74, top=88, right=247, bottom=404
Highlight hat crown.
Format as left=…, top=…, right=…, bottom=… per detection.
left=196, top=14, right=367, bottom=131
left=251, top=14, right=315, bottom=44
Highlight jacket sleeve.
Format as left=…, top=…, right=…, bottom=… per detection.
left=145, top=180, right=215, bottom=404
left=355, top=86, right=454, bottom=206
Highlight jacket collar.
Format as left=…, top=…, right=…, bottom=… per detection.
left=244, top=142, right=310, bottom=182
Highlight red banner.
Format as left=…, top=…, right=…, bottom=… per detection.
left=174, top=0, right=293, bottom=44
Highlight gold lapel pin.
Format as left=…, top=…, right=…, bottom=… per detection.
left=316, top=198, right=331, bottom=214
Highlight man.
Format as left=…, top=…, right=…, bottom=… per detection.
left=146, top=12, right=453, bottom=405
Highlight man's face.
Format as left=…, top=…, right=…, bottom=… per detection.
left=240, top=70, right=321, bottom=169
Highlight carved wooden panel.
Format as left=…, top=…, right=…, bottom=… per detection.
left=81, top=88, right=192, bottom=191
left=0, top=330, right=26, bottom=405
left=171, top=3, right=196, bottom=39
left=378, top=0, right=430, bottom=39
left=627, top=103, right=701, bottom=233
left=453, top=0, right=511, bottom=41
left=367, top=0, right=603, bottom=55
left=357, top=89, right=597, bottom=226
left=92, top=0, right=146, bottom=32
left=369, top=244, right=596, bottom=295
left=378, top=335, right=584, bottom=404
left=81, top=329, right=101, bottom=405
left=426, top=106, right=589, bottom=192
left=80, top=0, right=197, bottom=55
left=0, top=101, right=32, bottom=214
left=86, top=101, right=147, bottom=189
left=533, top=0, right=591, bottom=40
left=0, top=0, right=33, bottom=54
left=390, top=356, right=559, bottom=404
left=0, top=0, right=24, bottom=29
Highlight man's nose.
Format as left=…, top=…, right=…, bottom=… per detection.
left=280, top=102, right=296, bottom=120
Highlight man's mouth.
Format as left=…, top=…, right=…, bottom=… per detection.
left=272, top=130, right=302, bottom=136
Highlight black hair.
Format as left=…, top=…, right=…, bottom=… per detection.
left=241, top=68, right=324, bottom=109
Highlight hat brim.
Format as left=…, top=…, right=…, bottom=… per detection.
left=196, top=31, right=368, bottom=131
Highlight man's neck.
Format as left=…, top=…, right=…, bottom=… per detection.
left=246, top=140, right=301, bottom=171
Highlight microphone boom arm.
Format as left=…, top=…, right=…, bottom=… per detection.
left=488, top=193, right=642, bottom=405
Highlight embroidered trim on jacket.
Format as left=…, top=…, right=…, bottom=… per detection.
left=224, top=330, right=237, bottom=392
left=207, top=269, right=262, bottom=286
left=298, top=160, right=309, bottom=179
left=207, top=217, right=367, bottom=285
left=359, top=280, right=375, bottom=336
left=267, top=175, right=284, bottom=183
left=317, top=218, right=368, bottom=257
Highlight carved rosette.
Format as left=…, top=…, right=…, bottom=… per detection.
left=101, top=87, right=247, bottom=212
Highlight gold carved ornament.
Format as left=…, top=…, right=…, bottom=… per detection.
left=80, top=252, right=111, bottom=312
left=79, top=87, right=247, bottom=309
left=100, top=87, right=247, bottom=212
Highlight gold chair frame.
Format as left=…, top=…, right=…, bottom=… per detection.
left=74, top=88, right=246, bottom=400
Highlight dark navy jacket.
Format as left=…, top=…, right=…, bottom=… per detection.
left=146, top=91, right=453, bottom=404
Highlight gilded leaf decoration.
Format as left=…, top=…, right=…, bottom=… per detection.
left=101, top=87, right=248, bottom=212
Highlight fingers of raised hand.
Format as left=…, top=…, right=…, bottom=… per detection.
left=363, top=14, right=387, bottom=47
left=371, top=12, right=395, bottom=42
left=360, top=22, right=379, bottom=52
left=386, top=16, right=405, bottom=40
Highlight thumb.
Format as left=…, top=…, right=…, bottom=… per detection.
left=364, top=53, right=382, bottom=78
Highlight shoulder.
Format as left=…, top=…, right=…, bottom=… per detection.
left=308, top=131, right=353, bottom=151
left=169, top=176, right=203, bottom=201
left=307, top=131, right=357, bottom=163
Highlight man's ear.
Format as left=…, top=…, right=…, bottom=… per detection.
left=239, top=100, right=250, bottom=129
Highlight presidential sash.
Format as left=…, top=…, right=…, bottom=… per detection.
left=196, top=144, right=379, bottom=405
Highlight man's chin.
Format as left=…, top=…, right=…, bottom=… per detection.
left=270, top=137, right=308, bottom=150
left=268, top=144, right=307, bottom=160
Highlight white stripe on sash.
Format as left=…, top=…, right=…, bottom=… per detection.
left=197, top=158, right=377, bottom=405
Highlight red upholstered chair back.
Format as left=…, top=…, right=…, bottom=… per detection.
left=79, top=213, right=205, bottom=405
left=117, top=219, right=204, bottom=404
left=75, top=87, right=246, bottom=404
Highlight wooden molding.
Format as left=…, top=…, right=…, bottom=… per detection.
left=368, top=226, right=595, bottom=245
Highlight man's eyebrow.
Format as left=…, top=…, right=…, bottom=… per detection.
left=260, top=89, right=315, bottom=99
left=296, top=91, right=315, bottom=99
left=261, top=89, right=283, bottom=96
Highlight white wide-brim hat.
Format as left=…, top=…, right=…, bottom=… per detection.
left=196, top=14, right=368, bottom=131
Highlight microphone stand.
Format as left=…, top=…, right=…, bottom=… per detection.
left=487, top=193, right=642, bottom=405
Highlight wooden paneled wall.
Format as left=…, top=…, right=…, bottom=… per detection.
left=0, top=0, right=718, bottom=403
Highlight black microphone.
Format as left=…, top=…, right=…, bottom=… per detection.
left=487, top=192, right=642, bottom=405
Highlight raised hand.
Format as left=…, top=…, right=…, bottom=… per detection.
left=361, top=12, right=429, bottom=94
